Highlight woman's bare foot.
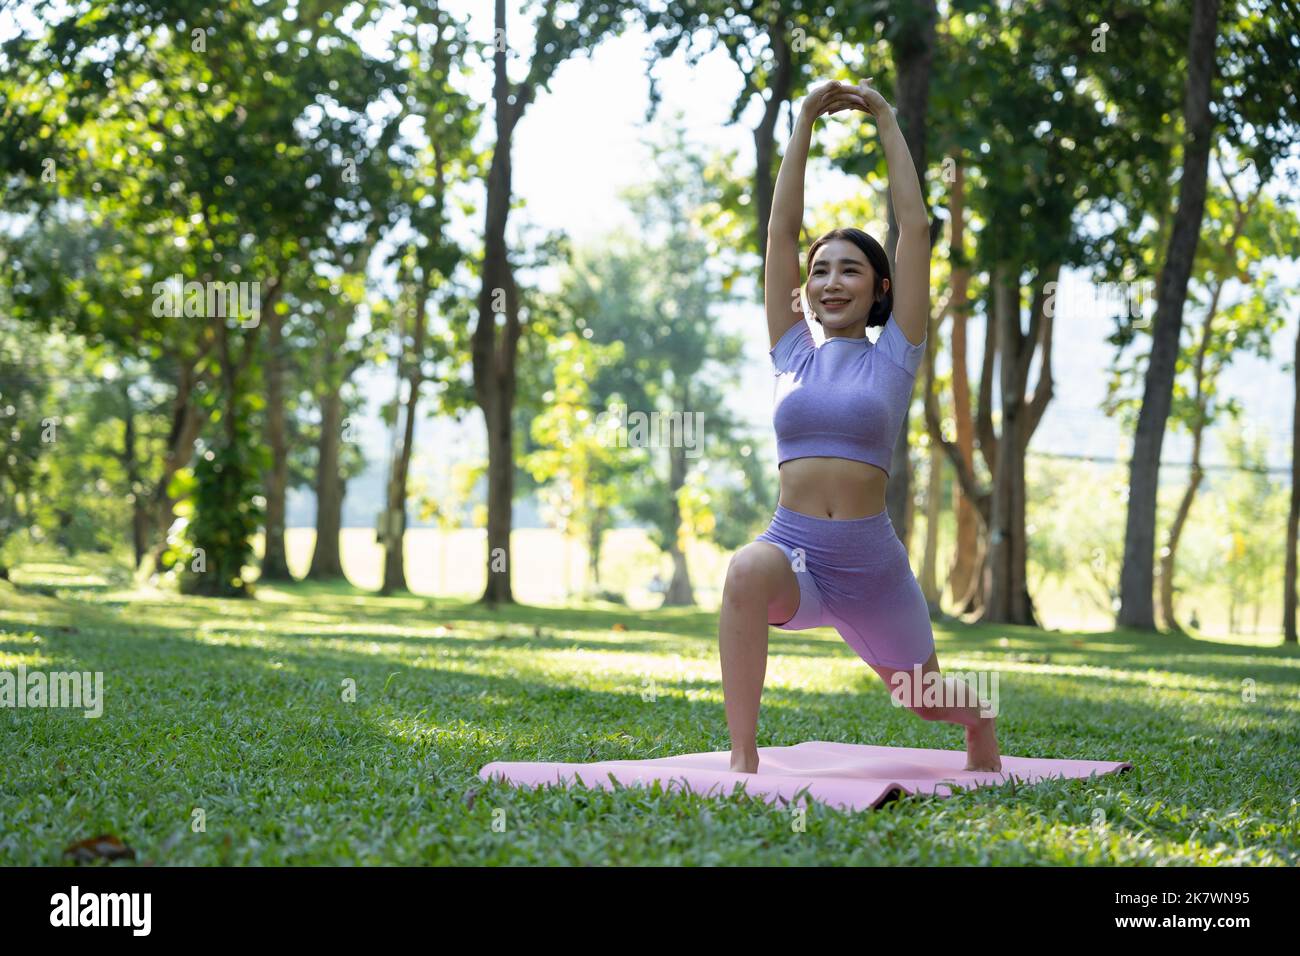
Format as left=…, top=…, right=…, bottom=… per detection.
left=730, top=749, right=760, bottom=774
left=964, top=715, right=1002, bottom=772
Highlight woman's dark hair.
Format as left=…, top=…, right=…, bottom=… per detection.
left=804, top=228, right=892, bottom=328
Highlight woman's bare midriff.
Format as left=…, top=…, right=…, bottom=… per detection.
left=777, top=457, right=889, bottom=519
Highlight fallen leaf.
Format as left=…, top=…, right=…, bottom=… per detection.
left=63, top=834, right=135, bottom=863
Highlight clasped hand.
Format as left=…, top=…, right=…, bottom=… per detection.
left=800, top=78, right=892, bottom=123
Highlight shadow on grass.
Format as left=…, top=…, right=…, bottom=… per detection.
left=6, top=582, right=1294, bottom=765
left=8, top=576, right=1300, bottom=867
left=6, top=575, right=1298, bottom=774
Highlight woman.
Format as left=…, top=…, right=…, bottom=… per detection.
left=719, top=79, right=1001, bottom=775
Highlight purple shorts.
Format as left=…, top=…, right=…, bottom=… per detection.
left=755, top=503, right=935, bottom=670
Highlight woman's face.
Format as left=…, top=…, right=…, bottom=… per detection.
left=805, top=238, right=887, bottom=329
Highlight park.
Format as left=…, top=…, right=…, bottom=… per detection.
left=1, top=0, right=1298, bottom=884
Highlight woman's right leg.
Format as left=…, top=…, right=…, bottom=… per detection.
left=719, top=541, right=803, bottom=774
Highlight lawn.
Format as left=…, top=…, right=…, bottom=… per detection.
left=2, top=555, right=1297, bottom=865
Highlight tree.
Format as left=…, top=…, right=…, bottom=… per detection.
left=556, top=123, right=756, bottom=606
left=1103, top=151, right=1295, bottom=631
left=920, top=1, right=1176, bottom=626
left=1217, top=419, right=1287, bottom=635
left=876, top=0, right=939, bottom=547
left=1287, top=303, right=1300, bottom=644
left=376, top=4, right=476, bottom=595
left=1117, top=0, right=1223, bottom=628
left=0, top=320, right=55, bottom=578
left=303, top=268, right=377, bottom=582
left=520, top=330, right=628, bottom=598
left=1118, top=0, right=1300, bottom=629
left=473, top=0, right=630, bottom=605
left=0, top=0, right=400, bottom=595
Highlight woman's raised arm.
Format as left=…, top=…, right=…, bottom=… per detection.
left=765, top=82, right=868, bottom=351
left=857, top=79, right=929, bottom=347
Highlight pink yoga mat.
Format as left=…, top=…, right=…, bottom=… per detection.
left=479, top=740, right=1132, bottom=812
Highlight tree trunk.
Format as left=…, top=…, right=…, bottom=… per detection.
left=587, top=501, right=606, bottom=591
left=883, top=0, right=936, bottom=547
left=138, top=353, right=211, bottom=580
left=180, top=272, right=276, bottom=597
left=1286, top=317, right=1300, bottom=644
left=1159, top=451, right=1203, bottom=633
left=473, top=0, right=532, bottom=606
left=663, top=543, right=694, bottom=606
left=919, top=437, right=943, bottom=609
left=479, top=380, right=515, bottom=603
left=956, top=530, right=987, bottom=619
left=944, top=157, right=980, bottom=610
left=917, top=284, right=946, bottom=608
left=381, top=286, right=427, bottom=595
left=753, top=17, right=793, bottom=270
left=980, top=263, right=1051, bottom=628
left=1161, top=164, right=1262, bottom=631
left=1158, top=278, right=1223, bottom=630
left=217, top=307, right=238, bottom=448
left=922, top=271, right=993, bottom=621
left=260, top=304, right=293, bottom=581
left=307, top=381, right=346, bottom=580
left=984, top=271, right=1019, bottom=623
left=1118, top=0, right=1221, bottom=630
left=379, top=406, right=409, bottom=594
left=187, top=307, right=247, bottom=597
left=121, top=379, right=148, bottom=569
left=662, top=435, right=696, bottom=606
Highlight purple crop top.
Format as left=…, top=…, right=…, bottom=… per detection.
left=769, top=311, right=926, bottom=476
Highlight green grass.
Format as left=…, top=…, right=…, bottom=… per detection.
left=1, top=555, right=1298, bottom=866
